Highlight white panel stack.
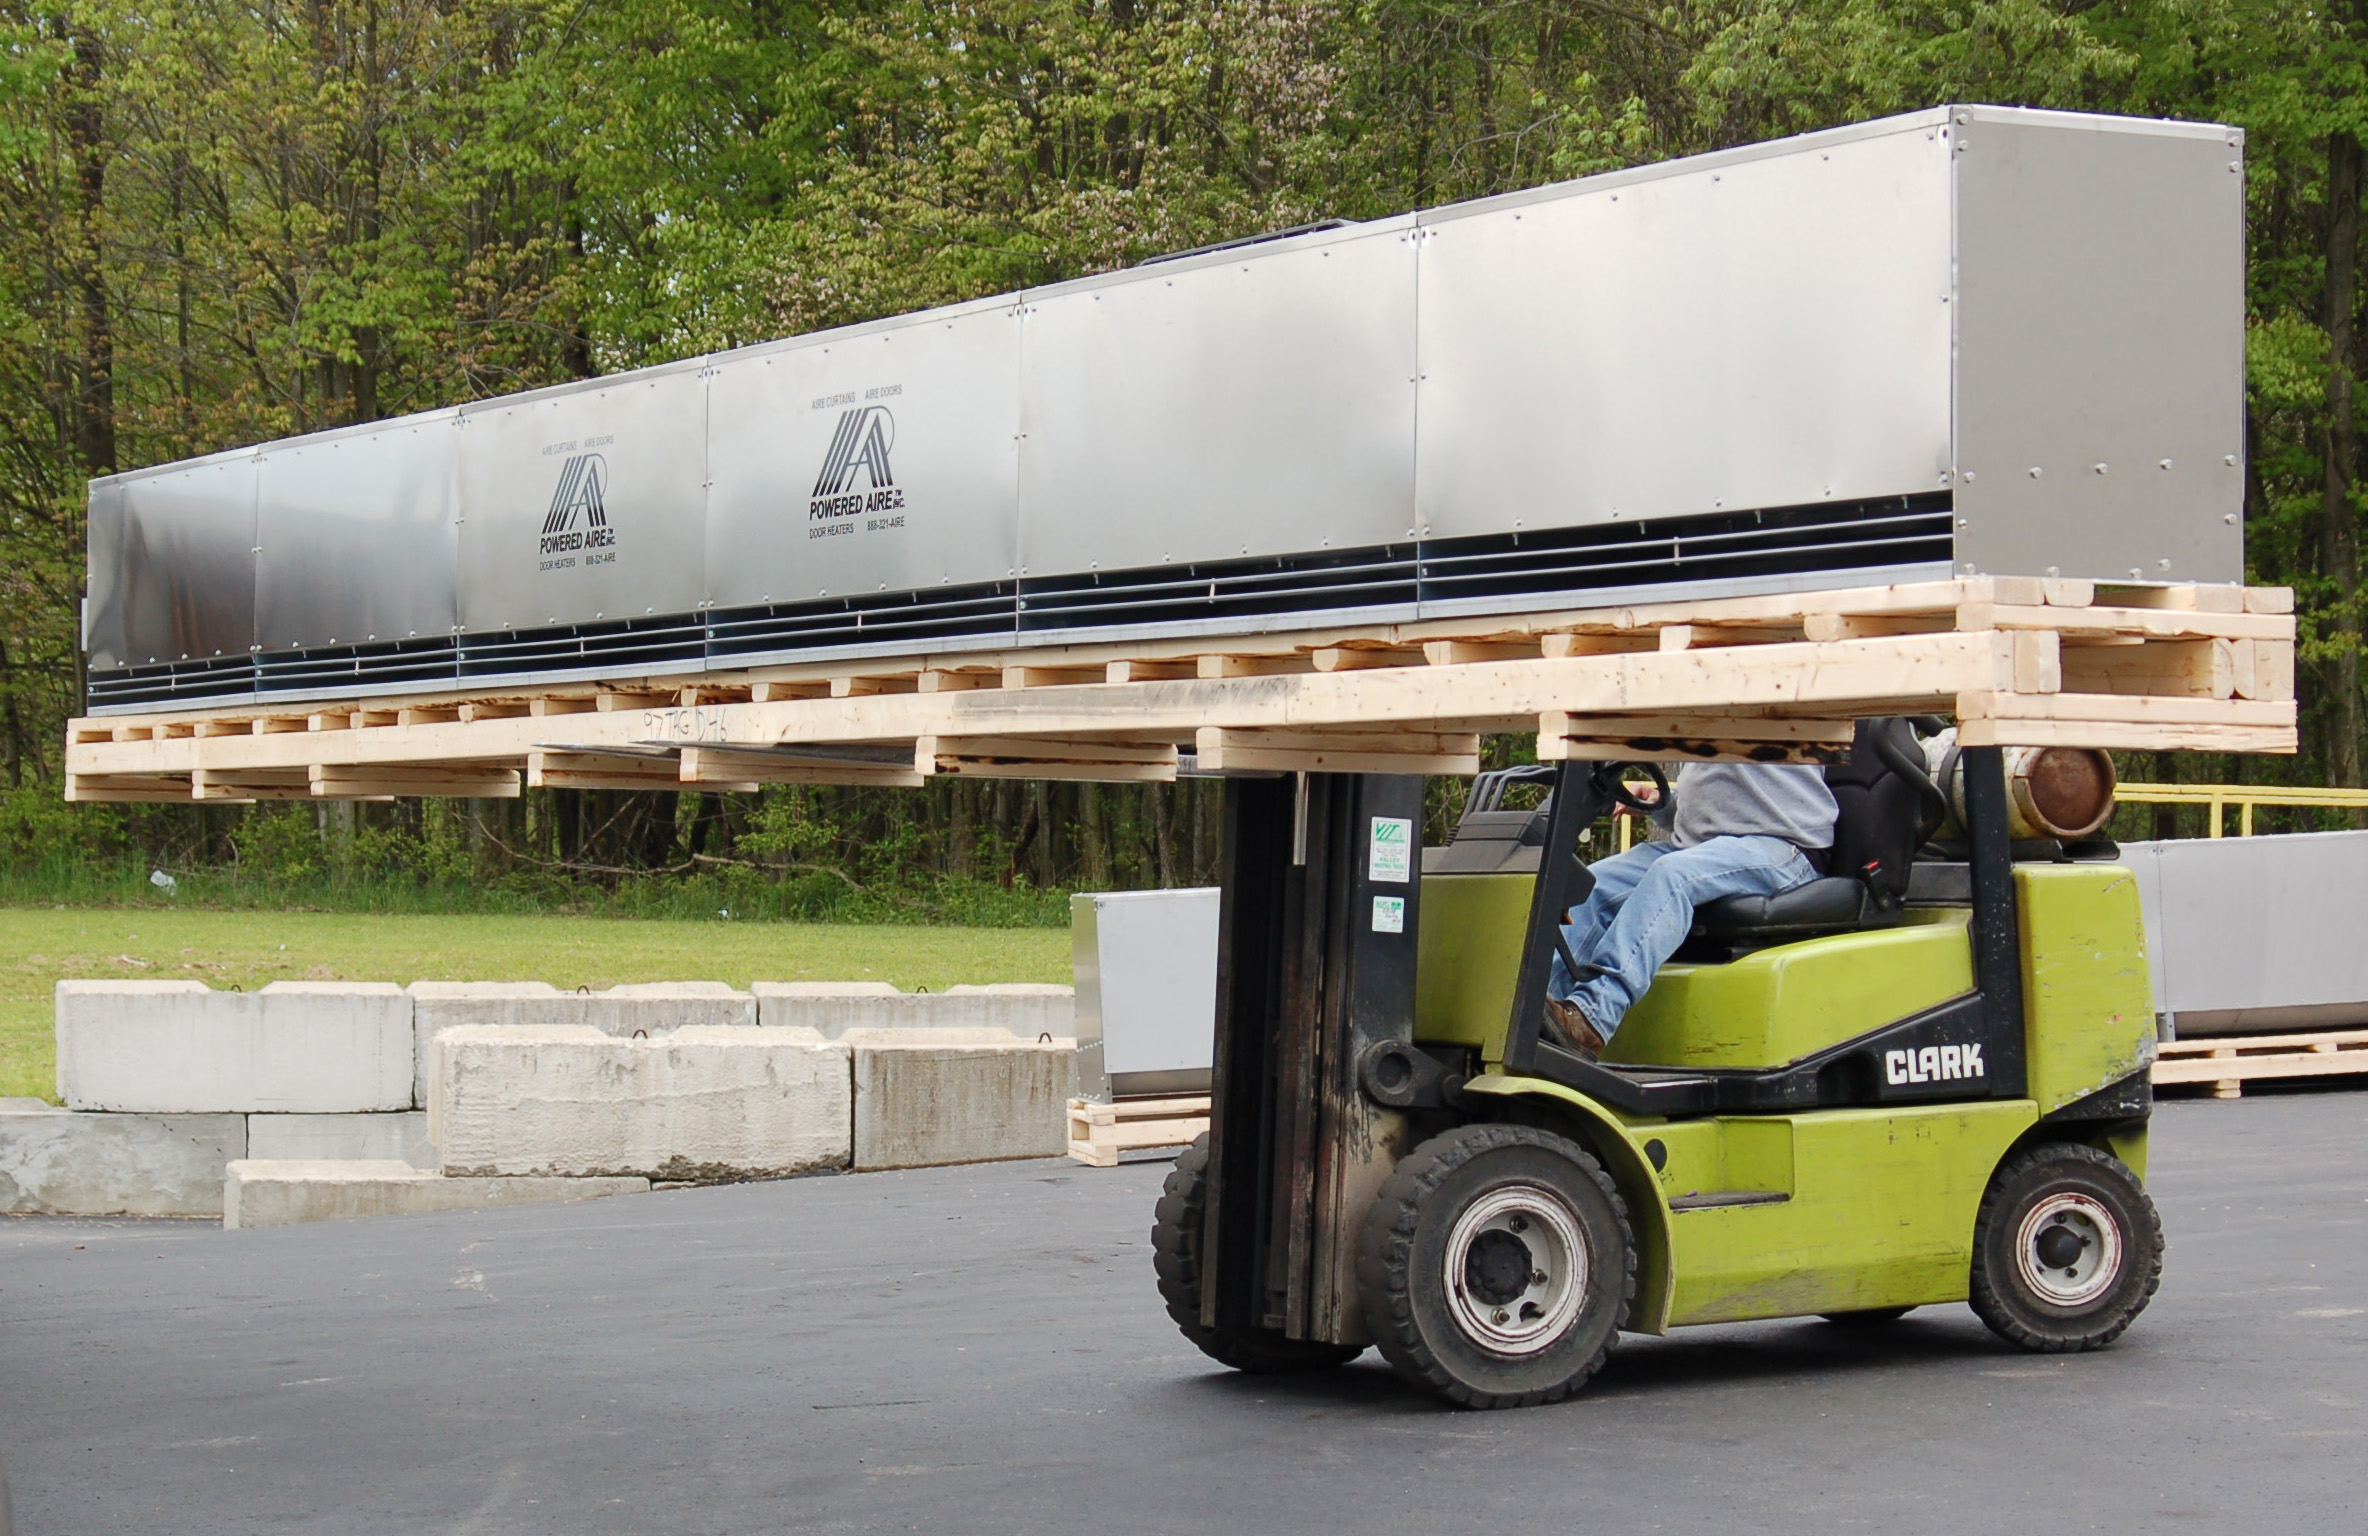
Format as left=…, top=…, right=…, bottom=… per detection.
left=1069, top=889, right=1219, bottom=1098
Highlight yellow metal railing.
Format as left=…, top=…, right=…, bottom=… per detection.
left=2114, top=783, right=2368, bottom=838
left=1604, top=781, right=2368, bottom=844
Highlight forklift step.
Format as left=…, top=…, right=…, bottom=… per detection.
left=1667, top=1190, right=1792, bottom=1211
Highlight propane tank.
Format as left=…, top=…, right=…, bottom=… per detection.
left=1920, top=728, right=2118, bottom=843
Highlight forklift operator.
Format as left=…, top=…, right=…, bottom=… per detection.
left=1543, top=762, right=1838, bottom=1060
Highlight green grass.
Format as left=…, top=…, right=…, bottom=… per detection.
left=0, top=906, right=1074, bottom=1104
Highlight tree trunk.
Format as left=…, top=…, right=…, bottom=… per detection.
left=1079, top=783, right=1108, bottom=889
left=1030, top=781, right=1056, bottom=888
left=2325, top=129, right=2364, bottom=789
left=66, top=23, right=114, bottom=476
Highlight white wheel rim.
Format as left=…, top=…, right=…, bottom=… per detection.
left=2014, top=1191, right=2123, bottom=1307
left=1444, top=1183, right=1589, bottom=1357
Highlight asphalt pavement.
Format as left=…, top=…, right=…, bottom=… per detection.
left=3, top=1091, right=2365, bottom=1534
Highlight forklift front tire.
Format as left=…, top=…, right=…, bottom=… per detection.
left=1970, top=1141, right=2163, bottom=1353
left=1151, top=1135, right=1365, bottom=1374
left=1358, top=1123, right=1634, bottom=1409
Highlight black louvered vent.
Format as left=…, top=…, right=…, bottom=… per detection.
left=85, top=496, right=1951, bottom=709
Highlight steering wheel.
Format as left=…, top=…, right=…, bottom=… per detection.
left=1589, top=760, right=1670, bottom=815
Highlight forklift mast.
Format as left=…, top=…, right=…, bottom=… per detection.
left=1203, top=773, right=1424, bottom=1345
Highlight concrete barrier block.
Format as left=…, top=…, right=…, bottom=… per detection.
left=248, top=1112, right=434, bottom=1167
left=408, top=981, right=757, bottom=1106
left=223, top=1160, right=649, bottom=1229
left=755, top=982, right=1074, bottom=1040
left=847, top=1030, right=1077, bottom=1170
left=58, top=980, right=413, bottom=1113
left=2, top=1107, right=247, bottom=1216
left=409, top=982, right=566, bottom=1109
left=430, top=1025, right=850, bottom=1179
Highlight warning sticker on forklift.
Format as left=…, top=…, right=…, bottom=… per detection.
left=1369, top=817, right=1413, bottom=883
left=1372, top=896, right=1406, bottom=933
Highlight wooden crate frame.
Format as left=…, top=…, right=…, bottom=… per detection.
left=64, top=576, right=2298, bottom=802
left=1066, top=1095, right=1212, bottom=1168
left=2153, top=1029, right=2368, bottom=1100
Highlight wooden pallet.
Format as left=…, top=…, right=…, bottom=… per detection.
left=1066, top=1095, right=1211, bottom=1168
left=2153, top=1029, right=2368, bottom=1099
left=64, top=576, right=2298, bottom=801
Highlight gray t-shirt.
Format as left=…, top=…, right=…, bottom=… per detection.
left=1666, top=762, right=1838, bottom=851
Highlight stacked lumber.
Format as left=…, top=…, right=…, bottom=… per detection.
left=63, top=576, right=2297, bottom=802
left=2153, top=1029, right=2368, bottom=1100
left=1066, top=1095, right=1211, bottom=1168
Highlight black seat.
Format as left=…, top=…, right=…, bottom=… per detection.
left=1691, top=717, right=1946, bottom=942
left=1694, top=874, right=1876, bottom=936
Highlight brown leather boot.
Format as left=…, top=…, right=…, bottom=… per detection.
left=1542, top=996, right=1607, bottom=1062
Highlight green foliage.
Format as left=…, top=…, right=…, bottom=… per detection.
left=7, top=0, right=2368, bottom=875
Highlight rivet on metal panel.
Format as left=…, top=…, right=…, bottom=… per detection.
left=2160, top=459, right=2174, bottom=470
left=2225, top=454, right=2238, bottom=466
left=2229, top=162, right=2241, bottom=173
left=1962, top=471, right=1977, bottom=483
left=1958, top=518, right=1970, bottom=530
left=2225, top=514, right=2238, bottom=525
left=2128, top=568, right=2143, bottom=580
left=2045, top=566, right=2061, bottom=578
left=2158, top=559, right=2173, bottom=571
left=2028, top=467, right=2043, bottom=479
left=2092, top=463, right=2109, bottom=475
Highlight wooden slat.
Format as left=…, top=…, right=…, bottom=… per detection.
left=1195, top=728, right=1481, bottom=777
left=919, top=735, right=1180, bottom=783
left=64, top=773, right=197, bottom=804
left=310, top=764, right=522, bottom=799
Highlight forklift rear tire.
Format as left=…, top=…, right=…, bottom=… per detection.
left=1151, top=1135, right=1365, bottom=1374
left=1969, top=1141, right=2163, bottom=1353
left=1358, top=1123, right=1634, bottom=1409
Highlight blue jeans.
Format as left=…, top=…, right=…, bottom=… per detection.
left=1546, top=836, right=1820, bottom=1039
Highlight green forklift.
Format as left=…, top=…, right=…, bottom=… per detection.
left=1150, top=729, right=2162, bottom=1408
